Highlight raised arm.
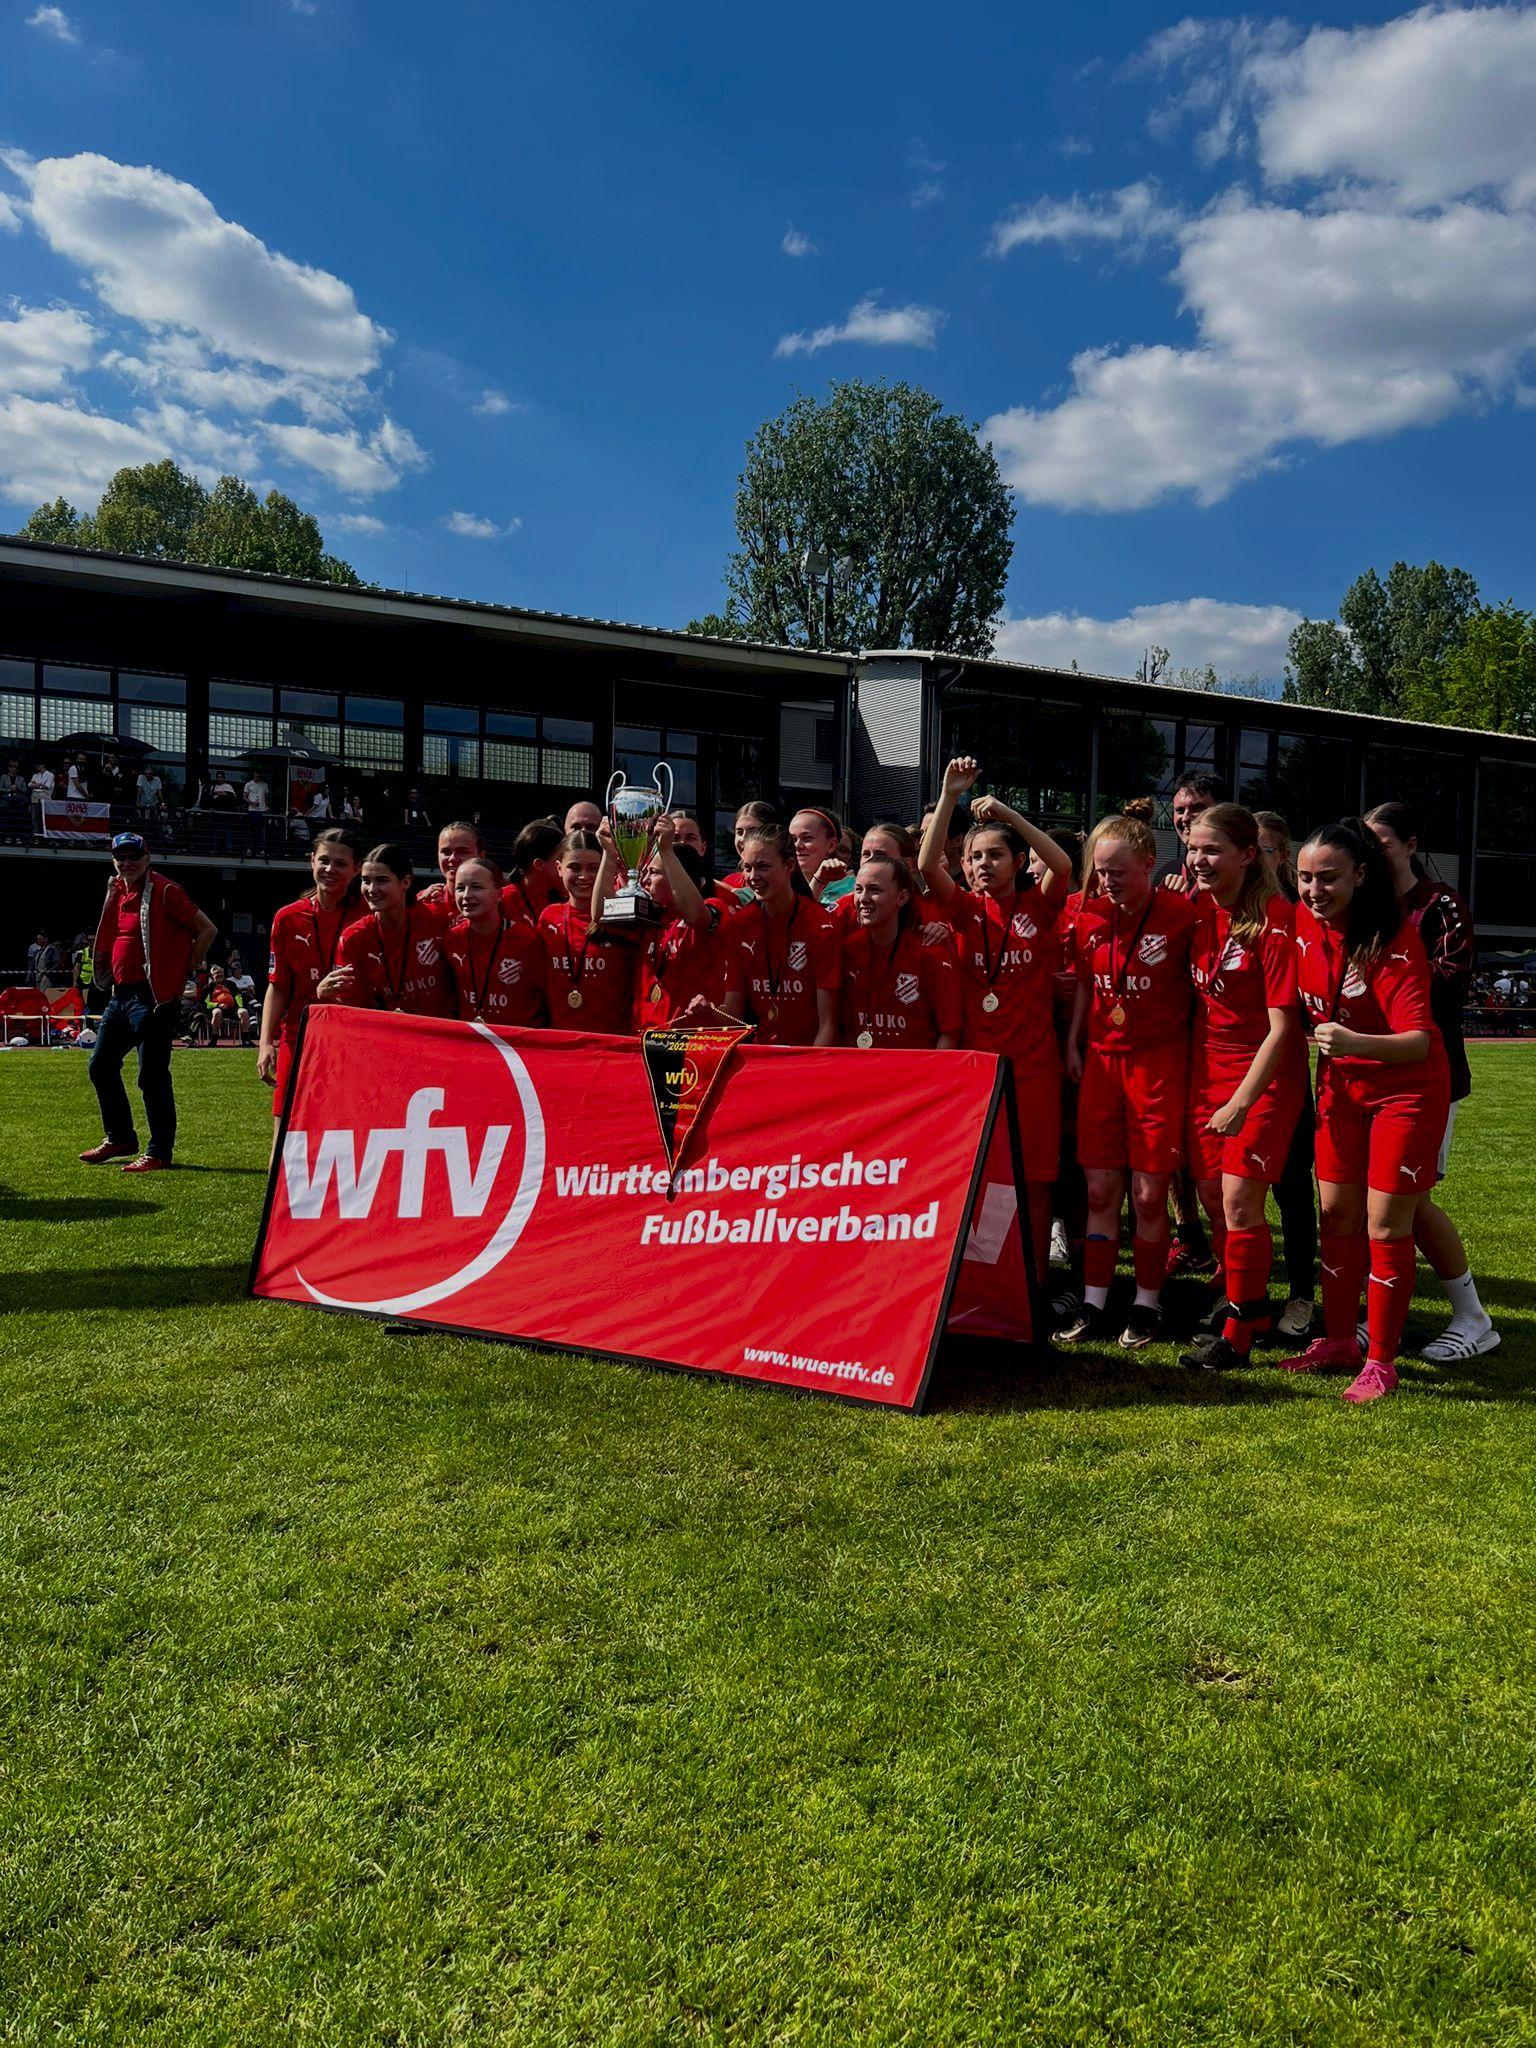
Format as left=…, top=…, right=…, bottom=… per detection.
left=969, top=793, right=1073, bottom=900
left=918, top=756, right=978, bottom=905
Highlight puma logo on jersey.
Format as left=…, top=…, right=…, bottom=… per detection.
left=739, top=940, right=758, bottom=955
left=1139, top=931, right=1168, bottom=966
left=1389, top=951, right=1411, bottom=963
left=895, top=973, right=920, bottom=1005
left=1247, top=1150, right=1270, bottom=1175
left=293, top=929, right=313, bottom=949
left=1400, top=1163, right=1421, bottom=1184
left=1296, top=936, right=1311, bottom=955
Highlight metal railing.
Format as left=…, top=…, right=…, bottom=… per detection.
left=0, top=799, right=446, bottom=867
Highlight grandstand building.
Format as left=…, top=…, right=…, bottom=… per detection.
left=2, top=537, right=1533, bottom=962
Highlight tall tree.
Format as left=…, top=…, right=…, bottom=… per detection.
left=689, top=381, right=1012, bottom=655
left=1285, top=560, right=1481, bottom=715
left=1402, top=601, right=1536, bottom=737
left=13, top=459, right=365, bottom=587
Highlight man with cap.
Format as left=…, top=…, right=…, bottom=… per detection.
left=80, top=831, right=216, bottom=1172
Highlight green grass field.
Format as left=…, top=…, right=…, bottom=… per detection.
left=3, top=1047, right=1535, bottom=2046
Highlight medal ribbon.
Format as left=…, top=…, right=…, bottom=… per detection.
left=376, top=903, right=413, bottom=1009
left=763, top=898, right=800, bottom=1014
left=467, top=917, right=508, bottom=1016
left=862, top=928, right=905, bottom=1038
left=1107, top=896, right=1156, bottom=1016
left=311, top=895, right=344, bottom=980
left=977, top=892, right=1012, bottom=992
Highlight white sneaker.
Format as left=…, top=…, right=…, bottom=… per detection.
left=1420, top=1320, right=1500, bottom=1362
left=1049, top=1220, right=1069, bottom=1268
left=1276, top=1298, right=1313, bottom=1342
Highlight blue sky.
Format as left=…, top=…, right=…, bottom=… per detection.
left=3, top=0, right=1535, bottom=683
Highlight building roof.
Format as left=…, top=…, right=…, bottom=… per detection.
left=0, top=537, right=851, bottom=678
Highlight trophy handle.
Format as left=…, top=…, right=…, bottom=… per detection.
left=652, top=761, right=675, bottom=814
left=604, top=769, right=624, bottom=814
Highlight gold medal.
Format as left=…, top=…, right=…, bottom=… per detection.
left=765, top=1002, right=779, bottom=1022
left=856, top=1029, right=875, bottom=1049
left=1110, top=1002, right=1126, bottom=1027
left=650, top=984, right=664, bottom=1002
left=981, top=990, right=1000, bottom=1013
left=567, top=988, right=584, bottom=1009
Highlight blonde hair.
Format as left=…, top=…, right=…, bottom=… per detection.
left=1082, top=812, right=1157, bottom=893
left=1195, top=803, right=1276, bottom=946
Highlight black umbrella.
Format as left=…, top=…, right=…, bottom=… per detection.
left=238, top=736, right=344, bottom=770
left=52, top=729, right=155, bottom=757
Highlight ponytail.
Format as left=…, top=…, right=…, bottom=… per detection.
left=741, top=822, right=814, bottom=897
left=1302, top=817, right=1403, bottom=965
left=1364, top=799, right=1428, bottom=880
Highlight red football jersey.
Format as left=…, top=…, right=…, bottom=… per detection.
left=636, top=906, right=742, bottom=1027
left=268, top=893, right=353, bottom=1044
left=501, top=869, right=563, bottom=926
left=1075, top=889, right=1195, bottom=1050
left=942, top=884, right=1063, bottom=1070
left=539, top=904, right=637, bottom=1034
left=1189, top=893, right=1297, bottom=1052
left=839, top=923, right=962, bottom=1049
left=445, top=917, right=549, bottom=1027
left=333, top=900, right=458, bottom=1016
left=1295, top=905, right=1445, bottom=1094
left=729, top=897, right=840, bottom=1046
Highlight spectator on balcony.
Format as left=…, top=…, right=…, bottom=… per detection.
left=99, top=752, right=126, bottom=803
left=342, top=790, right=364, bottom=823
left=65, top=757, right=91, bottom=800
left=135, top=763, right=164, bottom=814
left=307, top=785, right=332, bottom=822
left=29, top=763, right=54, bottom=817
left=402, top=788, right=431, bottom=831
left=243, top=768, right=270, bottom=852
left=1, top=759, right=23, bottom=802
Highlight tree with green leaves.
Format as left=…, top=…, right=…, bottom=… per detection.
left=1402, top=601, right=1536, bottom=737
left=13, top=459, right=365, bottom=587
left=1285, top=560, right=1480, bottom=715
left=688, top=381, right=1012, bottom=655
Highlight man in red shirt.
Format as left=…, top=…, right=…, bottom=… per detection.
left=81, top=832, right=216, bottom=1172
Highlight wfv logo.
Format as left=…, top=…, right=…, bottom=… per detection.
left=283, top=1087, right=511, bottom=1219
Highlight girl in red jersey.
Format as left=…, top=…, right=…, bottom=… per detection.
left=446, top=856, right=548, bottom=1027
left=1060, top=813, right=1195, bottom=1350
left=316, top=843, right=458, bottom=1016
left=1365, top=800, right=1497, bottom=1362
left=594, top=814, right=742, bottom=1028
left=258, top=827, right=361, bottom=1123
left=416, top=819, right=485, bottom=911
left=539, top=829, right=637, bottom=1032
left=719, top=800, right=780, bottom=895
left=839, top=853, right=961, bottom=1050
left=501, top=818, right=566, bottom=924
left=1283, top=818, right=1451, bottom=1403
left=919, top=757, right=1074, bottom=1278
left=789, top=805, right=853, bottom=906
left=1178, top=804, right=1306, bottom=1373
left=732, top=824, right=840, bottom=1046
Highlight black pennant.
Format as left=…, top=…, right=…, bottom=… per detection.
left=641, top=1023, right=753, bottom=1186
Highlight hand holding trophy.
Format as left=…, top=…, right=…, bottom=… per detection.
left=598, top=762, right=674, bottom=926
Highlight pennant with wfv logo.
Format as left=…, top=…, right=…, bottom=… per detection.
left=640, top=1023, right=753, bottom=1185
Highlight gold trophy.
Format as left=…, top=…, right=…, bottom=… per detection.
left=600, top=763, right=674, bottom=925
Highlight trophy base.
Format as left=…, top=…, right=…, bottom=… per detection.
left=600, top=890, right=665, bottom=927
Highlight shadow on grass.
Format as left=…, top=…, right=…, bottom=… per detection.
left=927, top=1338, right=1304, bottom=1415
left=0, top=1260, right=251, bottom=1314
left=0, top=1192, right=158, bottom=1222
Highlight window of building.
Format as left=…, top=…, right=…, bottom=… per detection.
left=1238, top=728, right=1273, bottom=809
left=0, top=658, right=35, bottom=692
left=122, top=704, right=188, bottom=754
left=342, top=693, right=405, bottom=770
left=40, top=696, right=113, bottom=742
left=278, top=688, right=341, bottom=753
left=614, top=724, right=695, bottom=806
left=42, top=664, right=111, bottom=697
left=1478, top=759, right=1536, bottom=856
left=0, top=660, right=33, bottom=745
left=1096, top=711, right=1175, bottom=817
left=1272, top=729, right=1359, bottom=835
left=119, top=671, right=186, bottom=706
left=942, top=690, right=1086, bottom=827
left=210, top=679, right=275, bottom=757
left=424, top=702, right=481, bottom=780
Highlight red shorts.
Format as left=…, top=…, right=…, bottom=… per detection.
left=1186, top=1045, right=1306, bottom=1184
left=1008, top=1060, right=1063, bottom=1183
left=1077, top=1042, right=1187, bottom=1176
left=272, top=1035, right=298, bottom=1119
left=1314, top=1064, right=1451, bottom=1196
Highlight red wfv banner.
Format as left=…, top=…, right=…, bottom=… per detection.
left=250, top=1010, right=1035, bottom=1411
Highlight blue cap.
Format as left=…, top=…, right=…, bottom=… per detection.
left=111, top=831, right=147, bottom=857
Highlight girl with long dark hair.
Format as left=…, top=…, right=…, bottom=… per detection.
left=501, top=818, right=566, bottom=924
left=838, top=853, right=960, bottom=1049
left=259, top=827, right=362, bottom=1120
left=318, top=842, right=458, bottom=1016
left=1282, top=818, right=1450, bottom=1401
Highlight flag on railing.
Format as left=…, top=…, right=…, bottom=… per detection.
left=40, top=800, right=112, bottom=844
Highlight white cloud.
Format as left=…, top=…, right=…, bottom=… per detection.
left=472, top=387, right=520, bottom=416
left=0, top=194, right=19, bottom=233
left=0, top=397, right=169, bottom=504
left=989, top=180, right=1180, bottom=256
left=265, top=417, right=427, bottom=495
left=1057, top=136, right=1094, bottom=159
left=909, top=181, right=945, bottom=209
left=0, top=305, right=95, bottom=395
left=781, top=224, right=817, bottom=258
left=26, top=6, right=80, bottom=45
left=992, top=597, right=1301, bottom=683
left=105, top=334, right=360, bottom=423
left=775, top=293, right=945, bottom=357
left=443, top=509, right=520, bottom=539
left=333, top=511, right=388, bottom=535
left=16, top=153, right=388, bottom=378
left=1250, top=6, right=1536, bottom=208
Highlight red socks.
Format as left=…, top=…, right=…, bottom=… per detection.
left=1366, top=1236, right=1418, bottom=1366
left=1132, top=1233, right=1166, bottom=1295
left=1320, top=1231, right=1370, bottom=1344
left=1221, top=1224, right=1273, bottom=1355
left=1083, top=1234, right=1117, bottom=1291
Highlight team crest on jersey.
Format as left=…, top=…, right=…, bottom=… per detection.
left=1219, top=937, right=1246, bottom=972
left=895, top=972, right=920, bottom=1005
left=788, top=939, right=808, bottom=971
left=415, top=938, right=439, bottom=966
left=1342, top=968, right=1368, bottom=1000
left=1012, top=912, right=1037, bottom=941
left=497, top=957, right=521, bottom=984
left=1139, top=931, right=1168, bottom=966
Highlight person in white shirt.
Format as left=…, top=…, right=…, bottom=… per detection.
left=29, top=766, right=54, bottom=812
left=136, top=768, right=164, bottom=812
left=66, top=758, right=90, bottom=800
left=243, top=774, right=269, bottom=813
left=307, top=787, right=331, bottom=821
